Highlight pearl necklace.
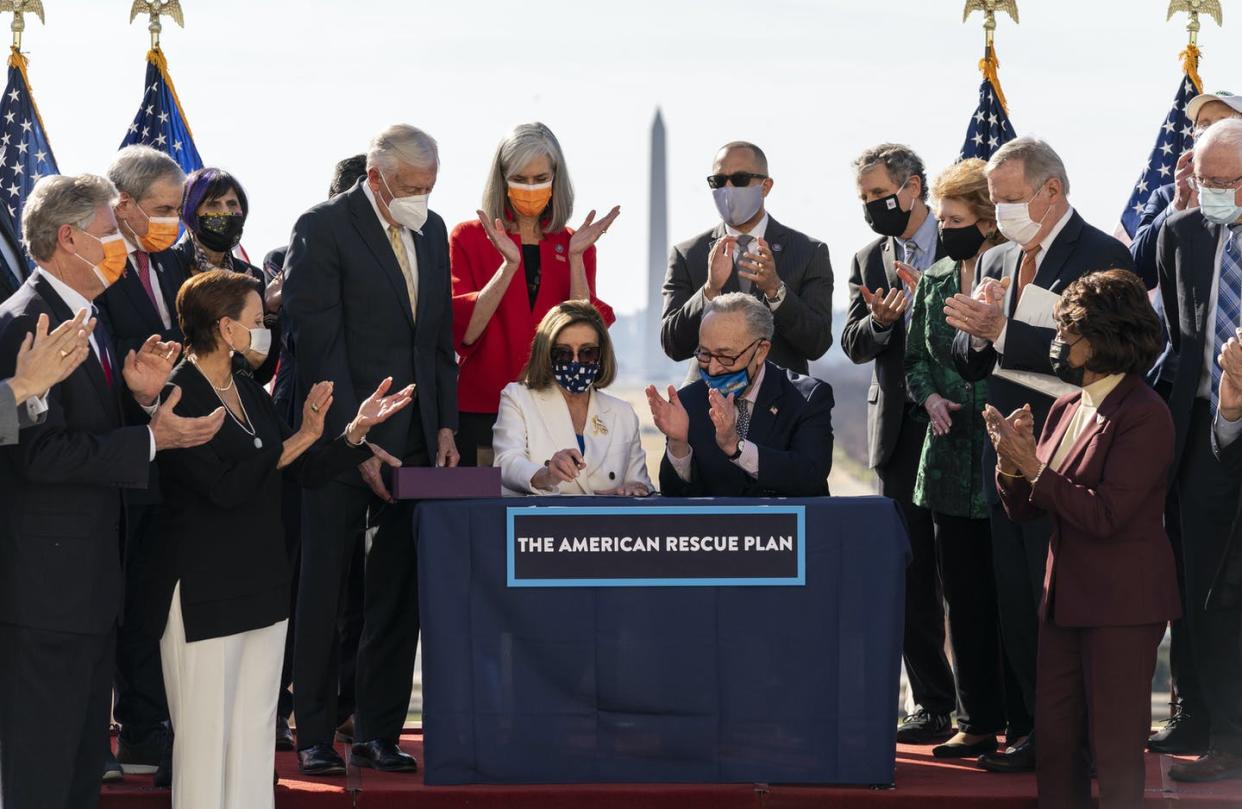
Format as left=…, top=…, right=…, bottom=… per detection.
left=188, top=354, right=262, bottom=449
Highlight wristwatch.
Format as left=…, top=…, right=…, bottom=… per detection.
left=765, top=282, right=787, bottom=307
left=726, top=440, right=745, bottom=461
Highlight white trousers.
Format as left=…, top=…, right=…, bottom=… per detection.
left=160, top=582, right=286, bottom=809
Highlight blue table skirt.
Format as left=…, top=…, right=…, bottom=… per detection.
left=416, top=496, right=910, bottom=786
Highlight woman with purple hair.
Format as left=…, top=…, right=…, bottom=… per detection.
left=167, top=168, right=279, bottom=384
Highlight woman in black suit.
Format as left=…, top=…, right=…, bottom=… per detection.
left=152, top=270, right=412, bottom=809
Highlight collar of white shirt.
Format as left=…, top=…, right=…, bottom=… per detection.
left=361, top=178, right=422, bottom=237
left=725, top=212, right=769, bottom=241
left=1034, top=205, right=1075, bottom=266
left=742, top=362, right=767, bottom=405
left=35, top=266, right=93, bottom=315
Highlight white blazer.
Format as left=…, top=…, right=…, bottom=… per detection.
left=493, top=382, right=654, bottom=496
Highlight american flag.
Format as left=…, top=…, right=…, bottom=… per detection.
left=959, top=68, right=1016, bottom=160
left=1116, top=72, right=1200, bottom=240
left=118, top=48, right=202, bottom=175
left=0, top=50, right=58, bottom=255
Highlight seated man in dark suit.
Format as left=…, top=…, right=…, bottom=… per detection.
left=647, top=292, right=833, bottom=497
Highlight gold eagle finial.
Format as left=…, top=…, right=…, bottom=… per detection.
left=0, top=0, right=46, bottom=51
left=963, top=1, right=1019, bottom=52
left=129, top=0, right=184, bottom=50
left=1167, top=0, right=1223, bottom=47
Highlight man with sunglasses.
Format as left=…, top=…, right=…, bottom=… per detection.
left=647, top=292, right=833, bottom=498
left=1156, top=118, right=1242, bottom=783
left=660, top=142, right=832, bottom=380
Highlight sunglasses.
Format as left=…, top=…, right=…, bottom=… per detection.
left=706, top=172, right=767, bottom=189
left=551, top=345, right=602, bottom=364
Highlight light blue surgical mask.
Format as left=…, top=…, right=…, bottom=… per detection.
left=1199, top=185, right=1242, bottom=225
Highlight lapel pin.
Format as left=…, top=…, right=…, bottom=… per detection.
left=555, top=244, right=565, bottom=254
left=769, top=405, right=779, bottom=416
left=772, top=243, right=783, bottom=253
left=592, top=415, right=608, bottom=435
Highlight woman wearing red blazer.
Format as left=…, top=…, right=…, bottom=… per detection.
left=985, top=269, right=1180, bottom=809
left=450, top=123, right=617, bottom=466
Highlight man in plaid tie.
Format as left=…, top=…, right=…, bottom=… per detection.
left=1158, top=119, right=1242, bottom=784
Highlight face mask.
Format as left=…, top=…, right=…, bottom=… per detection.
left=1199, top=186, right=1242, bottom=225
left=380, top=173, right=429, bottom=233
left=939, top=222, right=989, bottom=262
left=74, top=230, right=129, bottom=288
left=863, top=178, right=913, bottom=237
left=552, top=360, right=599, bottom=394
left=1049, top=337, right=1085, bottom=387
left=507, top=181, right=553, bottom=218
left=195, top=213, right=245, bottom=252
left=712, top=184, right=764, bottom=227
left=225, top=322, right=271, bottom=357
left=700, top=365, right=751, bottom=397
left=133, top=202, right=180, bottom=253
left=995, top=186, right=1052, bottom=246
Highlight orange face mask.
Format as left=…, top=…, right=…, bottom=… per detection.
left=135, top=203, right=180, bottom=253
left=75, top=231, right=130, bottom=288
left=507, top=181, right=553, bottom=218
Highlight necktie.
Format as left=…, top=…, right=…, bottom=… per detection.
left=1211, top=230, right=1242, bottom=416
left=1016, top=246, right=1041, bottom=304
left=134, top=251, right=160, bottom=314
left=736, top=399, right=751, bottom=441
left=387, top=225, right=419, bottom=317
left=734, top=234, right=754, bottom=294
left=91, top=307, right=115, bottom=388
left=904, top=241, right=920, bottom=268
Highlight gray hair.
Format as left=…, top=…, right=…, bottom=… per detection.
left=1196, top=118, right=1242, bottom=160
left=106, top=145, right=185, bottom=202
left=366, top=124, right=439, bottom=175
left=481, top=122, right=574, bottom=233
left=23, top=174, right=118, bottom=262
left=985, top=136, right=1071, bottom=196
left=704, top=292, right=775, bottom=341
left=852, top=143, right=928, bottom=201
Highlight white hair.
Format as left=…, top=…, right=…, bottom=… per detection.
left=985, top=136, right=1071, bottom=196
left=480, top=122, right=575, bottom=232
left=704, top=292, right=775, bottom=341
left=107, top=145, right=185, bottom=201
left=366, top=124, right=439, bottom=175
left=23, top=174, right=117, bottom=262
left=1197, top=118, right=1242, bottom=159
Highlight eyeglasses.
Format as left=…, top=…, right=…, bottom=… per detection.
left=706, top=172, right=768, bottom=189
left=551, top=345, right=602, bottom=364
left=693, top=337, right=765, bottom=368
left=1189, top=174, right=1242, bottom=191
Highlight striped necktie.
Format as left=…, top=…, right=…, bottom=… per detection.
left=1213, top=229, right=1242, bottom=416
left=734, top=234, right=754, bottom=294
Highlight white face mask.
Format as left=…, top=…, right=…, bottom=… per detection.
left=995, top=185, right=1053, bottom=246
left=247, top=326, right=272, bottom=358
left=380, top=173, right=429, bottom=233
left=1199, top=185, right=1242, bottom=225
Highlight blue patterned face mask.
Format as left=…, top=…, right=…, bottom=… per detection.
left=700, top=366, right=750, bottom=397
left=553, top=361, right=600, bottom=394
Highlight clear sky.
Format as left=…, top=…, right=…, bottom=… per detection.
left=22, top=0, right=1242, bottom=315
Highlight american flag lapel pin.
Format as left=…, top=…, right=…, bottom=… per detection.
left=769, top=405, right=779, bottom=416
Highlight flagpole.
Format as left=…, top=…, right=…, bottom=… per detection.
left=958, top=1, right=1019, bottom=160
left=1166, top=0, right=1222, bottom=95
left=2, top=1, right=53, bottom=163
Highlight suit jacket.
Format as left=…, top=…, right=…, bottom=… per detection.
left=1156, top=208, right=1233, bottom=473
left=658, top=362, right=834, bottom=497
left=1209, top=416, right=1242, bottom=610
left=1129, top=183, right=1175, bottom=292
left=952, top=210, right=1136, bottom=502
left=282, top=181, right=458, bottom=468
left=95, top=248, right=186, bottom=359
left=660, top=216, right=833, bottom=375
left=492, top=382, right=652, bottom=496
left=997, top=374, right=1180, bottom=627
left=0, top=274, right=151, bottom=635
left=841, top=234, right=944, bottom=470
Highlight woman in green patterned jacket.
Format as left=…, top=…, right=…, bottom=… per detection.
left=902, top=158, right=1008, bottom=759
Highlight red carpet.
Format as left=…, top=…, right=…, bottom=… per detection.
left=98, top=733, right=1242, bottom=808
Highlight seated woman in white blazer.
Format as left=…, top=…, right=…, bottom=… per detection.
left=494, top=301, right=654, bottom=496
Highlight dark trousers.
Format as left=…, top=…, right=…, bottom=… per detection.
left=114, top=503, right=169, bottom=742
left=0, top=623, right=115, bottom=809
left=294, top=457, right=425, bottom=749
left=1176, top=400, right=1242, bottom=753
left=876, top=409, right=955, bottom=716
left=932, top=512, right=1005, bottom=734
left=457, top=411, right=497, bottom=468
left=989, top=501, right=1050, bottom=739
left=1035, top=620, right=1164, bottom=809
left=278, top=479, right=366, bottom=724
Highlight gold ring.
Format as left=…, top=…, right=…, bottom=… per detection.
left=311, top=404, right=320, bottom=413
left=59, top=349, right=69, bottom=358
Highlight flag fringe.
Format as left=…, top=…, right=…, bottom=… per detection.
left=147, top=47, right=197, bottom=142
left=979, top=45, right=1009, bottom=115
left=1180, top=44, right=1204, bottom=95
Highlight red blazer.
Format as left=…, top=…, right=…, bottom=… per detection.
left=997, top=373, right=1181, bottom=628
left=449, top=221, right=615, bottom=414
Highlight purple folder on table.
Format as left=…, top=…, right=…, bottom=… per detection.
left=392, top=467, right=502, bottom=500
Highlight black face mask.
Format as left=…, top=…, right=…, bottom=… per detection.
left=939, top=223, right=989, bottom=262
left=1049, top=337, right=1085, bottom=387
left=863, top=192, right=912, bottom=238
left=195, top=213, right=245, bottom=252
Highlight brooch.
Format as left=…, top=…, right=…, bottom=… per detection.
left=592, top=415, right=608, bottom=435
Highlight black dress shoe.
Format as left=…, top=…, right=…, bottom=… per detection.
left=895, top=709, right=954, bottom=745
left=977, top=737, right=1036, bottom=773
left=933, top=737, right=999, bottom=759
left=1169, top=750, right=1242, bottom=783
left=102, top=749, right=124, bottom=783
left=275, top=716, right=295, bottom=752
left=116, top=725, right=170, bottom=774
left=1149, top=709, right=1209, bottom=755
left=350, top=739, right=418, bottom=773
left=298, top=743, right=346, bottom=776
